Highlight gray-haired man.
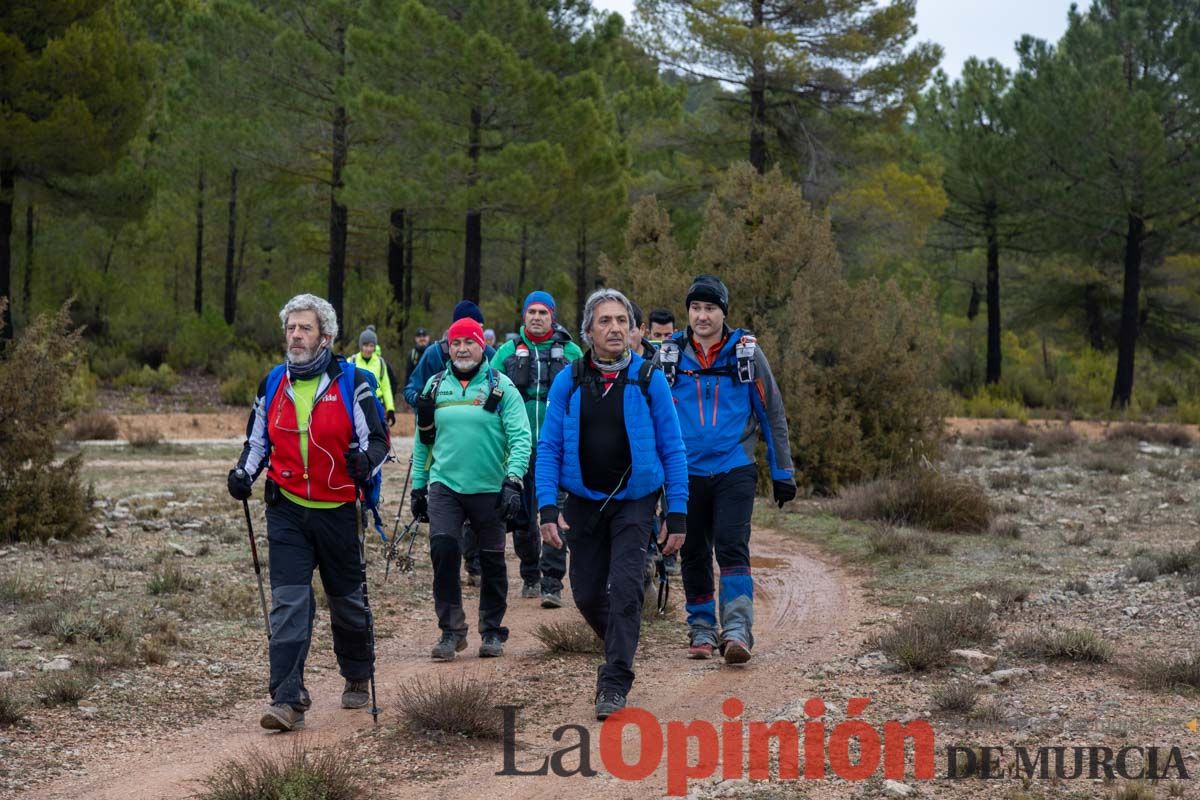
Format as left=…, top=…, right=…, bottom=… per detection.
left=228, top=293, right=389, bottom=731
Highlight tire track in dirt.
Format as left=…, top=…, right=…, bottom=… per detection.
left=27, top=526, right=864, bottom=800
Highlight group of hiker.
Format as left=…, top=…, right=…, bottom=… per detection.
left=228, top=276, right=796, bottom=731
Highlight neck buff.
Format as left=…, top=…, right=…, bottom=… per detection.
left=590, top=348, right=632, bottom=375
left=451, top=360, right=482, bottom=382
left=525, top=324, right=554, bottom=344
left=288, top=344, right=332, bottom=381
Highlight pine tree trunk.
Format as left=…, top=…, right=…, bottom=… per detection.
left=515, top=223, right=528, bottom=327
left=0, top=168, right=13, bottom=341
left=1084, top=283, right=1105, bottom=350
left=388, top=208, right=406, bottom=336
left=327, top=26, right=349, bottom=338
left=1111, top=213, right=1143, bottom=409
left=985, top=220, right=1002, bottom=385
left=404, top=215, right=414, bottom=324
left=223, top=166, right=239, bottom=326
left=22, top=202, right=33, bottom=314
left=748, top=0, right=767, bottom=174
left=462, top=105, right=483, bottom=303
left=194, top=165, right=205, bottom=316
left=575, top=222, right=588, bottom=333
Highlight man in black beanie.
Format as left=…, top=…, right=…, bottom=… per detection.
left=660, top=274, right=796, bottom=664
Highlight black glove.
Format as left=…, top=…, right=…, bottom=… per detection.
left=773, top=479, right=797, bottom=508
left=345, top=450, right=372, bottom=489
left=497, top=477, right=523, bottom=522
left=386, top=410, right=396, bottom=427
left=227, top=468, right=253, bottom=501
left=411, top=487, right=429, bottom=522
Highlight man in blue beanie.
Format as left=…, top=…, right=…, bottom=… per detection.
left=490, top=290, right=583, bottom=606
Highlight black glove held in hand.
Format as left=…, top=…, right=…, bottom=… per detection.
left=410, top=487, right=429, bottom=522
left=772, top=479, right=797, bottom=508
left=227, top=468, right=253, bottom=500
left=497, top=477, right=523, bottom=522
left=345, top=450, right=373, bottom=489
left=386, top=410, right=396, bottom=427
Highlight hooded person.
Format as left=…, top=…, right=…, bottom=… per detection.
left=663, top=275, right=796, bottom=665
left=490, top=291, right=584, bottom=606
left=348, top=325, right=397, bottom=426
left=410, top=317, right=532, bottom=660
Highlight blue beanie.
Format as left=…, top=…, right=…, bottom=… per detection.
left=452, top=300, right=484, bottom=324
left=523, top=291, right=556, bottom=316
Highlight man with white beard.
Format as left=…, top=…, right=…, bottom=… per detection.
left=228, top=293, right=389, bottom=731
left=410, top=316, right=532, bottom=661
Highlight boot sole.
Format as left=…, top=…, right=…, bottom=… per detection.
left=478, top=647, right=504, bottom=658
left=687, top=647, right=713, bottom=660
left=540, top=597, right=563, bottom=609
left=341, top=695, right=370, bottom=709
left=260, top=710, right=304, bottom=732
left=723, top=641, right=752, bottom=665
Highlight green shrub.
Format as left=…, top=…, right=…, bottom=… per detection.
left=90, top=347, right=134, bottom=382
left=69, top=411, right=120, bottom=441
left=0, top=684, right=27, bottom=726
left=147, top=563, right=199, bottom=595
left=197, top=744, right=368, bottom=800
left=1009, top=628, right=1114, bottom=663
left=114, top=364, right=178, bottom=394
left=832, top=468, right=992, bottom=533
left=875, top=598, right=996, bottom=670
left=961, top=387, right=1029, bottom=422
left=217, top=351, right=268, bottom=406
left=166, top=310, right=234, bottom=373
left=0, top=301, right=95, bottom=543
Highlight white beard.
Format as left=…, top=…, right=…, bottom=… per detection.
left=452, top=357, right=481, bottom=371
left=287, top=343, right=321, bottom=365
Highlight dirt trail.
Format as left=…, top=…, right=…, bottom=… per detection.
left=28, top=527, right=863, bottom=800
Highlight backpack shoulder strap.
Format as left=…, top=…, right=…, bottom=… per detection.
left=636, top=360, right=655, bottom=401
left=570, top=357, right=587, bottom=390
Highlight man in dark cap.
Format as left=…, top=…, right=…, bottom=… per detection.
left=660, top=274, right=796, bottom=665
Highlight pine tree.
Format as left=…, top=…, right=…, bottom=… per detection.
left=0, top=0, right=154, bottom=339
left=1010, top=0, right=1200, bottom=408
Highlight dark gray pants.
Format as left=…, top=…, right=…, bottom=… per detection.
left=428, top=482, right=508, bottom=640
left=265, top=497, right=371, bottom=711
left=564, top=492, right=657, bottom=696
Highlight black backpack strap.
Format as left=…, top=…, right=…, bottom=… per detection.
left=636, top=360, right=655, bottom=401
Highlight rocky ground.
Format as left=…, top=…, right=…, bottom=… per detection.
left=0, top=421, right=1197, bottom=799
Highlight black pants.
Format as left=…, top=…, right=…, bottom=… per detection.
left=428, top=482, right=508, bottom=640
left=564, top=492, right=657, bottom=696
left=265, top=497, right=371, bottom=710
left=680, top=464, right=758, bottom=648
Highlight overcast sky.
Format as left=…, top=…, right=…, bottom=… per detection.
left=592, top=0, right=1077, bottom=77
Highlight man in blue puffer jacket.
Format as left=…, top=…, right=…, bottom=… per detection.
left=537, top=288, right=688, bottom=721
left=662, top=275, right=796, bottom=665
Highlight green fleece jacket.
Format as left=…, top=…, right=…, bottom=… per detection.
left=412, top=364, right=532, bottom=495
left=490, top=326, right=583, bottom=444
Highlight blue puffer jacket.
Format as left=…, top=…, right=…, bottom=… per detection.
left=669, top=327, right=794, bottom=481
left=403, top=337, right=497, bottom=407
left=536, top=352, right=688, bottom=515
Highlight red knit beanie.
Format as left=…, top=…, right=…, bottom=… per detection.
left=446, top=317, right=486, bottom=350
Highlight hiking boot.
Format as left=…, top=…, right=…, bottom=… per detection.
left=296, top=688, right=312, bottom=711
left=540, top=590, right=563, bottom=609
left=595, top=690, right=627, bottom=720
left=466, top=573, right=480, bottom=587
left=431, top=632, right=468, bottom=661
left=259, top=703, right=305, bottom=732
left=341, top=679, right=370, bottom=709
left=688, top=641, right=714, bottom=659
left=723, top=639, right=752, bottom=665
left=520, top=581, right=540, bottom=599
left=478, top=634, right=504, bottom=658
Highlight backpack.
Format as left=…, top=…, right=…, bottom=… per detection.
left=415, top=366, right=504, bottom=445
left=263, top=357, right=391, bottom=541
left=569, top=358, right=656, bottom=402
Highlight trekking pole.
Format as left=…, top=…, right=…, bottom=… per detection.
left=238, top=492, right=272, bottom=640
left=385, top=516, right=421, bottom=583
left=384, top=455, right=414, bottom=575
left=355, top=492, right=381, bottom=725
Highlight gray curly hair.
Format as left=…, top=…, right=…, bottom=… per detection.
left=580, top=287, right=634, bottom=346
left=279, top=293, right=338, bottom=341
